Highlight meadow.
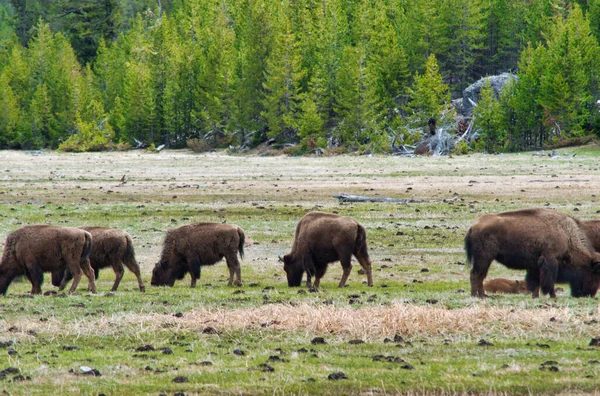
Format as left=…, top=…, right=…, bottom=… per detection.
left=1, top=147, right=600, bottom=395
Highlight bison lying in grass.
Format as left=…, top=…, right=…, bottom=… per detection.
left=483, top=278, right=530, bottom=294
left=281, top=212, right=373, bottom=290
left=151, top=222, right=244, bottom=288
left=51, top=227, right=145, bottom=292
left=0, top=225, right=97, bottom=295
left=465, top=208, right=600, bottom=298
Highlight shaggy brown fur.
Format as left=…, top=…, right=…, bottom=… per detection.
left=483, top=278, right=530, bottom=294
left=51, top=227, right=145, bottom=292
left=282, top=212, right=373, bottom=289
left=0, top=225, right=97, bottom=295
left=580, top=220, right=600, bottom=251
left=151, top=223, right=244, bottom=288
left=465, top=208, right=600, bottom=298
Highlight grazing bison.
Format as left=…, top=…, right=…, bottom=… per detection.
left=465, top=208, right=600, bottom=298
left=51, top=227, right=145, bottom=292
left=151, top=223, right=244, bottom=287
left=0, top=225, right=97, bottom=295
left=281, top=212, right=373, bottom=289
left=483, top=278, right=530, bottom=294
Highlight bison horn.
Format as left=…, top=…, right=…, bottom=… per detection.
left=278, top=254, right=284, bottom=263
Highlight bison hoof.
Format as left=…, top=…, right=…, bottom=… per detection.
left=308, top=286, right=319, bottom=293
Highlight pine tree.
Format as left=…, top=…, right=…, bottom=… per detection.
left=335, top=45, right=383, bottom=149
left=0, top=73, right=19, bottom=146
left=261, top=13, right=304, bottom=143
left=473, top=79, right=502, bottom=152
left=406, top=54, right=452, bottom=131
left=538, top=4, right=599, bottom=138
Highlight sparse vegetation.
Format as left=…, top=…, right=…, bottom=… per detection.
left=1, top=148, right=600, bottom=394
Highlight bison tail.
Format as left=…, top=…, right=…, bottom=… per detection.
left=356, top=224, right=370, bottom=259
left=124, top=234, right=137, bottom=265
left=464, top=228, right=473, bottom=266
left=81, top=231, right=93, bottom=264
left=238, top=227, right=245, bottom=260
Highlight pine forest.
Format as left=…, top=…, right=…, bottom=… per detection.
left=1, top=0, right=600, bottom=154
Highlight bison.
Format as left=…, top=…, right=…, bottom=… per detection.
left=151, top=222, right=244, bottom=287
left=281, top=212, right=373, bottom=289
left=0, top=225, right=97, bottom=295
left=465, top=208, right=600, bottom=298
left=483, top=278, right=530, bottom=294
left=51, top=227, right=145, bottom=292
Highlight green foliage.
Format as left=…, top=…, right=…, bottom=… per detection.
left=407, top=54, right=453, bottom=130
left=473, top=79, right=502, bottom=153
left=1, top=0, right=600, bottom=152
left=58, top=109, right=115, bottom=152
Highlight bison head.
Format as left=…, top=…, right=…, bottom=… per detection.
left=151, top=261, right=178, bottom=287
left=282, top=254, right=304, bottom=287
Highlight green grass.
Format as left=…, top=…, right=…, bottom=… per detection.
left=1, top=149, right=600, bottom=394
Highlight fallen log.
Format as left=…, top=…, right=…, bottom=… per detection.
left=333, top=193, right=423, bottom=203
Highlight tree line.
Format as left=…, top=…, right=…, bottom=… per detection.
left=0, top=0, right=599, bottom=153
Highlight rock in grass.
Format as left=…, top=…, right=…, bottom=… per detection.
left=258, top=364, right=275, bottom=372
left=327, top=372, right=348, bottom=380
left=348, top=339, right=364, bottom=345
left=233, top=348, right=245, bottom=356
left=311, top=337, right=326, bottom=345
left=172, top=376, right=188, bottom=383
left=477, top=339, right=493, bottom=347
left=79, top=366, right=101, bottom=376
left=589, top=337, right=600, bottom=347
left=136, top=344, right=155, bottom=352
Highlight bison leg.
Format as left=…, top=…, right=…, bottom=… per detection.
left=111, top=262, right=125, bottom=292
left=538, top=256, right=558, bottom=298
left=25, top=262, right=44, bottom=295
left=313, top=266, right=328, bottom=290
left=123, top=259, right=145, bottom=292
left=338, top=254, right=353, bottom=288
left=525, top=270, right=541, bottom=298
left=469, top=257, right=492, bottom=297
left=225, top=254, right=242, bottom=287
left=69, top=259, right=97, bottom=294
left=354, top=253, right=373, bottom=287
left=82, top=259, right=98, bottom=294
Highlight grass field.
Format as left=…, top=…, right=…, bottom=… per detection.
left=1, top=147, right=600, bottom=395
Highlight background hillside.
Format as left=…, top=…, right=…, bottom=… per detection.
left=1, top=0, right=600, bottom=153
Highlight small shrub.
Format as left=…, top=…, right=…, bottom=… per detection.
left=542, top=135, right=596, bottom=150
left=452, top=140, right=470, bottom=155
left=187, top=139, right=211, bottom=153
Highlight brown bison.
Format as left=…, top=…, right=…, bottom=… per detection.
left=151, top=222, right=244, bottom=287
left=281, top=212, right=373, bottom=289
left=465, top=208, right=600, bottom=298
left=51, top=227, right=145, bottom=292
left=483, top=278, right=530, bottom=294
left=0, top=225, right=97, bottom=295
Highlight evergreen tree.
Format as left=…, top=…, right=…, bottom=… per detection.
left=261, top=13, right=304, bottom=143
left=406, top=54, right=452, bottom=130
left=538, top=4, right=599, bottom=138
left=473, top=79, right=502, bottom=152
left=231, top=0, right=274, bottom=144
left=335, top=45, right=383, bottom=149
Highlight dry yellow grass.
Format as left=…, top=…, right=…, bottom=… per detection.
left=4, top=302, right=599, bottom=341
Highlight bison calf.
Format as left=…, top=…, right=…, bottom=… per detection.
left=282, top=212, right=373, bottom=289
left=52, top=227, right=145, bottom=292
left=0, top=225, right=97, bottom=295
left=465, top=208, right=600, bottom=298
left=483, top=278, right=530, bottom=294
left=151, top=222, right=244, bottom=288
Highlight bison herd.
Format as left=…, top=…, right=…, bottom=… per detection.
left=1, top=209, right=600, bottom=298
